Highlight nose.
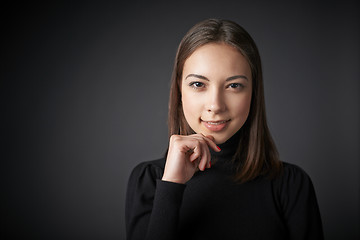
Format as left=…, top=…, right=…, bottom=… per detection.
left=205, top=87, right=226, bottom=114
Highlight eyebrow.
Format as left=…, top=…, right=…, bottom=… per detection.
left=185, top=74, right=248, bottom=81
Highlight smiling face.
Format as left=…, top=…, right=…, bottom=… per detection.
left=181, top=43, right=252, bottom=144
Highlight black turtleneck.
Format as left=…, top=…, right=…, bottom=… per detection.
left=210, top=128, right=240, bottom=161
left=125, top=134, right=324, bottom=240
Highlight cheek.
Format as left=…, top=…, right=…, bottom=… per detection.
left=182, top=92, right=199, bottom=122
left=232, top=94, right=252, bottom=119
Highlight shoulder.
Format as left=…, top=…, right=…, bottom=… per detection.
left=128, top=158, right=166, bottom=184
left=273, top=162, right=323, bottom=238
left=126, top=158, right=166, bottom=203
left=273, top=161, right=317, bottom=199
left=280, top=161, right=313, bottom=184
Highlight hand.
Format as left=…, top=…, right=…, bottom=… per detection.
left=162, top=133, right=221, bottom=184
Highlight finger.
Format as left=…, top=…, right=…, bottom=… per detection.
left=198, top=140, right=211, bottom=171
left=205, top=135, right=215, bottom=142
left=181, top=135, right=216, bottom=169
left=189, top=135, right=213, bottom=170
left=203, top=142, right=212, bottom=169
left=199, top=154, right=210, bottom=171
left=203, top=135, right=221, bottom=152
left=200, top=135, right=214, bottom=168
left=187, top=137, right=206, bottom=162
left=206, top=149, right=211, bottom=169
left=202, top=145, right=211, bottom=169
left=189, top=146, right=201, bottom=162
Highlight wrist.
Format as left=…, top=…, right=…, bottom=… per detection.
left=162, top=176, right=186, bottom=184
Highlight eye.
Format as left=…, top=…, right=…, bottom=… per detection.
left=227, top=83, right=244, bottom=89
left=189, top=81, right=205, bottom=89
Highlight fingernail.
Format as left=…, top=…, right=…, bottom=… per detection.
left=217, top=146, right=221, bottom=151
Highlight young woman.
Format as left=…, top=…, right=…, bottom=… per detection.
left=125, top=19, right=324, bottom=240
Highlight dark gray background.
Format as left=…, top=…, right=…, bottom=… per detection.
left=2, top=1, right=359, bottom=239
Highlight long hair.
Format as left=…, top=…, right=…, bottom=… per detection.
left=168, top=19, right=282, bottom=183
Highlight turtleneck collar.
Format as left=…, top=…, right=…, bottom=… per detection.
left=210, top=130, right=241, bottom=161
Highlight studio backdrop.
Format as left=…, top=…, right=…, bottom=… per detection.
left=2, top=1, right=359, bottom=239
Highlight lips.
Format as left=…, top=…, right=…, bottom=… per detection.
left=203, top=120, right=229, bottom=125
left=201, top=119, right=230, bottom=132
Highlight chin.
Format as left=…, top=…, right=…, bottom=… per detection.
left=212, top=135, right=231, bottom=145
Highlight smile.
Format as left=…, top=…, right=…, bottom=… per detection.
left=201, top=119, right=230, bottom=132
left=203, top=120, right=230, bottom=125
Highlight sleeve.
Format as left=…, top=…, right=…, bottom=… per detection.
left=125, top=161, right=186, bottom=240
left=277, top=164, right=324, bottom=240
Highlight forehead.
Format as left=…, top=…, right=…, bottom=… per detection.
left=182, top=43, right=251, bottom=78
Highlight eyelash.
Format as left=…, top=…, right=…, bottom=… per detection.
left=189, top=81, right=205, bottom=89
left=227, top=83, right=244, bottom=89
left=188, top=82, right=244, bottom=90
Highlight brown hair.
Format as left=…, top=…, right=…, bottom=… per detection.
left=168, top=19, right=282, bottom=183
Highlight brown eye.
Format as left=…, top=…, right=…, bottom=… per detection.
left=189, top=82, right=205, bottom=88
left=228, top=83, right=244, bottom=89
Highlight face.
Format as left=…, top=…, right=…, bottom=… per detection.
left=181, top=43, right=252, bottom=144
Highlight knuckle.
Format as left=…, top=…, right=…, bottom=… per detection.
left=169, top=135, right=183, bottom=148
left=194, top=139, right=202, bottom=147
left=170, top=135, right=180, bottom=142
